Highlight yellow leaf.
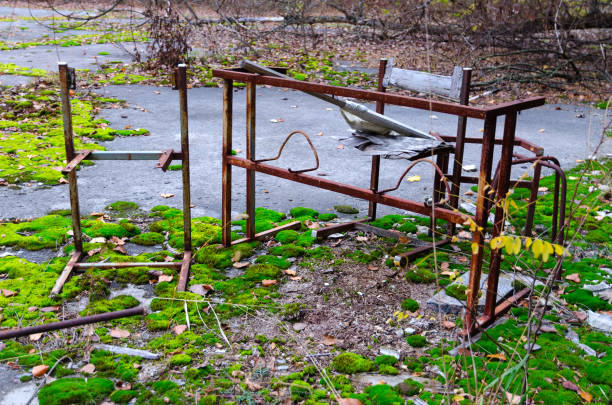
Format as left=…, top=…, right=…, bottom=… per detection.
left=469, top=221, right=477, bottom=232
left=451, top=235, right=458, bottom=243
left=532, top=239, right=543, bottom=259
left=504, top=236, right=514, bottom=254
left=487, top=352, right=507, bottom=361
left=471, top=242, right=479, bottom=254
left=406, top=175, right=421, bottom=182
left=525, top=237, right=532, bottom=249
left=512, top=237, right=521, bottom=255
left=490, top=236, right=504, bottom=250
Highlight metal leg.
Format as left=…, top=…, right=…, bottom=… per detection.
left=368, top=59, right=388, bottom=220
left=176, top=64, right=191, bottom=292
left=523, top=161, right=542, bottom=237
left=246, top=80, right=256, bottom=240
left=222, top=79, right=233, bottom=247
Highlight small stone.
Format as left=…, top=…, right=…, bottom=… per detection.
left=2, top=289, right=16, bottom=297
left=32, top=364, right=49, bottom=378
left=328, top=233, right=344, bottom=239
left=293, top=322, right=307, bottom=331
left=539, top=325, right=557, bottom=334
left=441, top=321, right=455, bottom=329
left=262, top=279, right=277, bottom=287
left=29, top=333, right=43, bottom=341
left=379, top=347, right=400, bottom=359
left=573, top=311, right=587, bottom=323
left=524, top=343, right=541, bottom=352
left=27, top=306, right=37, bottom=312
left=404, top=327, right=416, bottom=335
left=463, top=164, right=477, bottom=172
left=40, top=306, right=59, bottom=313
left=80, top=363, right=96, bottom=374
left=188, top=284, right=213, bottom=296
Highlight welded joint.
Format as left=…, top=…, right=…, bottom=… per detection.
left=61, top=150, right=92, bottom=174
left=155, top=149, right=175, bottom=171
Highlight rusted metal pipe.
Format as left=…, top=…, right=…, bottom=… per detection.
left=0, top=307, right=144, bottom=340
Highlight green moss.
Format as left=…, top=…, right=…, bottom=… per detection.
left=275, top=229, right=299, bottom=244
left=169, top=353, right=192, bottom=366
left=82, top=219, right=140, bottom=239
left=269, top=243, right=305, bottom=258
left=153, top=380, right=178, bottom=393
left=563, top=288, right=612, bottom=311
left=331, top=352, right=374, bottom=374
left=406, top=335, right=427, bottom=347
left=584, top=228, right=610, bottom=243
left=368, top=215, right=404, bottom=230
left=105, top=201, right=138, bottom=212
left=400, top=298, right=419, bottom=312
left=255, top=255, right=291, bottom=269
left=131, top=232, right=164, bottom=246
left=38, top=378, right=114, bottom=405
left=334, top=205, right=359, bottom=214
left=533, top=390, right=580, bottom=405
left=585, top=360, right=612, bottom=385
left=244, top=264, right=282, bottom=281
left=405, top=266, right=436, bottom=283
left=364, top=384, right=403, bottom=405
left=290, top=380, right=312, bottom=400
left=81, top=294, right=139, bottom=315
left=374, top=355, right=398, bottom=366
left=290, top=207, right=319, bottom=218
left=167, top=164, right=182, bottom=171
left=318, top=213, right=337, bottom=221
left=0, top=215, right=71, bottom=250
left=445, top=284, right=468, bottom=301
left=378, top=364, right=399, bottom=375
left=397, top=221, right=417, bottom=233
left=110, top=390, right=138, bottom=403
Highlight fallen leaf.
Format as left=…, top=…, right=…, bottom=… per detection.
left=565, top=273, right=580, bottom=283
left=398, top=235, right=410, bottom=244
left=322, top=334, right=339, bottom=346
left=158, top=274, right=173, bottom=283
left=29, top=333, right=43, bottom=341
left=188, top=284, right=213, bottom=296
left=173, top=325, right=187, bottom=335
left=538, top=128, right=545, bottom=132
left=289, top=276, right=302, bottom=281
left=154, top=91, right=160, bottom=94
left=441, top=320, right=455, bottom=329
left=232, top=261, right=250, bottom=269
left=32, top=365, right=49, bottom=378
left=58, top=178, right=69, bottom=184
left=262, top=279, right=277, bottom=287
left=458, top=231, right=472, bottom=239
left=579, top=390, right=593, bottom=402
left=2, top=289, right=16, bottom=297
left=90, top=212, right=104, bottom=217
left=40, top=306, right=59, bottom=313
left=109, top=328, right=130, bottom=339
left=562, top=380, right=579, bottom=391
left=316, top=132, right=323, bottom=136
left=356, top=236, right=368, bottom=242
left=305, top=220, right=320, bottom=229
left=80, top=363, right=96, bottom=374
left=245, top=379, right=263, bottom=391
left=337, top=144, right=344, bottom=149
left=406, top=175, right=421, bottom=182
left=504, top=391, right=521, bottom=405
left=538, top=186, right=548, bottom=192
left=464, top=190, right=474, bottom=196
left=368, top=264, right=379, bottom=271
left=338, top=399, right=362, bottom=405
left=486, top=353, right=507, bottom=361
left=113, top=245, right=127, bottom=255
left=111, top=236, right=125, bottom=245
left=160, top=193, right=174, bottom=199
left=90, top=237, right=106, bottom=243
left=87, top=248, right=102, bottom=256
left=284, top=269, right=297, bottom=276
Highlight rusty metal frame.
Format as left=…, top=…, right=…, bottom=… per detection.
left=52, top=62, right=193, bottom=297
left=213, top=67, right=546, bottom=336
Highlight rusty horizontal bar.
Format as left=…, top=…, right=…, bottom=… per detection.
left=231, top=221, right=302, bottom=245
left=394, top=238, right=451, bottom=268
left=354, top=222, right=409, bottom=239
left=311, top=219, right=368, bottom=239
left=463, top=287, right=531, bottom=337
left=437, top=135, right=543, bottom=156
left=227, top=156, right=468, bottom=224
left=155, top=149, right=174, bottom=171
left=82, top=151, right=183, bottom=161
left=0, top=307, right=144, bottom=340
left=74, top=261, right=182, bottom=269
left=485, top=98, right=546, bottom=117
left=61, top=150, right=92, bottom=174
left=212, top=69, right=488, bottom=119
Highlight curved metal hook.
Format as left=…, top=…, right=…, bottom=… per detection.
left=377, top=158, right=452, bottom=200
left=254, top=130, right=320, bottom=174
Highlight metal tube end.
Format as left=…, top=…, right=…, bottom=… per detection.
left=58, top=62, right=67, bottom=66
left=178, top=63, right=186, bottom=68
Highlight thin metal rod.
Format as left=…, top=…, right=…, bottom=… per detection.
left=176, top=64, right=192, bottom=253
left=465, top=114, right=496, bottom=334
left=369, top=58, right=388, bottom=220
left=222, top=79, right=234, bottom=247
left=74, top=261, right=182, bottom=269
left=246, top=80, right=256, bottom=239
left=0, top=307, right=144, bottom=340
left=177, top=251, right=192, bottom=292
left=85, top=151, right=179, bottom=160
left=59, top=62, right=83, bottom=253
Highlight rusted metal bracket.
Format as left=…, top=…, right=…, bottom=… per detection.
left=231, top=221, right=302, bottom=245
left=376, top=158, right=451, bottom=198
left=155, top=149, right=175, bottom=171
left=255, top=130, right=320, bottom=174
left=0, top=306, right=144, bottom=340
left=61, top=150, right=92, bottom=174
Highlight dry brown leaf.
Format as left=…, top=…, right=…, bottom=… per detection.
left=158, top=274, right=173, bottom=283
left=173, top=325, right=188, bottom=335
left=29, top=333, right=42, bottom=341
left=367, top=264, right=379, bottom=271
left=111, top=236, right=125, bottom=246
left=305, top=220, right=320, bottom=229
left=245, top=379, right=263, bottom=391
left=284, top=269, right=297, bottom=276
left=440, top=262, right=450, bottom=271
left=504, top=392, right=521, bottom=405
left=441, top=321, right=455, bottom=329
left=80, top=363, right=96, bottom=374
left=232, top=261, right=250, bottom=269
left=562, top=380, right=579, bottom=391
left=90, top=212, right=104, bottom=217
left=2, top=289, right=16, bottom=297
left=289, top=276, right=302, bottom=281
left=160, top=193, right=174, bottom=199
left=458, top=231, right=472, bottom=239
left=262, top=279, right=277, bottom=287
left=486, top=353, right=507, bottom=361
left=336, top=144, right=344, bottom=149
left=109, top=328, right=130, bottom=339
left=398, top=235, right=410, bottom=244
left=32, top=365, right=49, bottom=378
left=322, top=334, right=339, bottom=346
left=356, top=236, right=368, bottom=242
left=316, top=131, right=323, bottom=136
left=565, top=273, right=580, bottom=283
left=113, top=245, right=127, bottom=255
left=338, top=399, right=363, bottom=405
left=58, top=177, right=69, bottom=184
left=40, top=306, right=59, bottom=313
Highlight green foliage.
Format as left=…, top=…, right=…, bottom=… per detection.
left=290, top=207, right=319, bottom=218
left=400, top=298, right=419, bottom=312
left=169, top=353, right=192, bottom=366
left=131, top=231, right=165, bottom=246
left=334, top=205, right=359, bottom=214
left=406, top=335, right=427, bottom=347
left=38, top=378, right=114, bottom=405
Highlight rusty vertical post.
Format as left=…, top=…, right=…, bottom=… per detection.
left=58, top=62, right=83, bottom=254
left=245, top=79, right=256, bottom=239
left=222, top=79, right=234, bottom=247
left=523, top=161, right=542, bottom=237
left=176, top=64, right=191, bottom=252
left=465, top=113, right=496, bottom=333
left=368, top=59, right=388, bottom=221
left=447, top=68, right=472, bottom=237
left=484, top=112, right=517, bottom=319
